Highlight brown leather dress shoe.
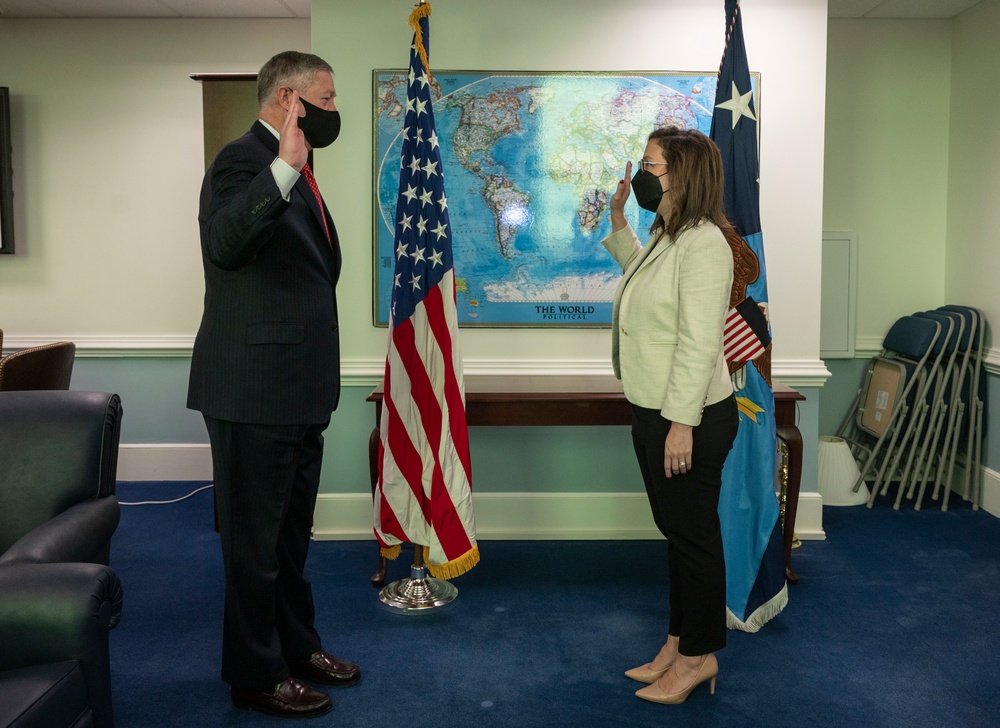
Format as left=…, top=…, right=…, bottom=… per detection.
left=231, top=676, right=332, bottom=718
left=288, top=650, right=361, bottom=688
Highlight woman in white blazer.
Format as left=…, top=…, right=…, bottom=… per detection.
left=602, top=127, right=739, bottom=705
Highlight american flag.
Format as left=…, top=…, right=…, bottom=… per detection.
left=710, top=0, right=787, bottom=631
left=724, top=297, right=771, bottom=364
left=373, top=2, right=479, bottom=580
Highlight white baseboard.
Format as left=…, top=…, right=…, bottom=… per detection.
left=312, top=490, right=828, bottom=542
left=116, top=443, right=996, bottom=536
left=793, top=491, right=826, bottom=541
left=313, top=491, right=664, bottom=541
left=977, top=466, right=1000, bottom=517
left=118, top=444, right=212, bottom=482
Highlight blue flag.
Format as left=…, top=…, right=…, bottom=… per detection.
left=710, top=0, right=788, bottom=631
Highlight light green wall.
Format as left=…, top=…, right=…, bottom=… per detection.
left=822, top=7, right=998, bottom=473
left=946, top=1, right=1000, bottom=335
left=71, top=358, right=206, bottom=444
left=823, top=19, right=952, bottom=344
left=0, top=19, right=310, bottom=337
left=69, top=359, right=644, bottom=496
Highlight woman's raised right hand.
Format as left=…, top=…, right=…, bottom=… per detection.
left=608, top=161, right=631, bottom=231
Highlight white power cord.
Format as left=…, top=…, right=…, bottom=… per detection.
left=118, top=483, right=214, bottom=506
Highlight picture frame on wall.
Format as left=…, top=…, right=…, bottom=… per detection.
left=0, top=87, right=13, bottom=255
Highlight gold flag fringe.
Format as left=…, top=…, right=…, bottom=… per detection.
left=408, top=2, right=433, bottom=84
left=380, top=544, right=402, bottom=560
left=425, top=544, right=480, bottom=581
left=725, top=582, right=788, bottom=633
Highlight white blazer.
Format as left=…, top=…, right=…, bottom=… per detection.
left=602, top=220, right=734, bottom=426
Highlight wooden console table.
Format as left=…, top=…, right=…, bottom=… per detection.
left=366, top=377, right=805, bottom=585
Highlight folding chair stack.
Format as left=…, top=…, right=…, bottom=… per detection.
left=883, top=310, right=956, bottom=509
left=835, top=307, right=989, bottom=512
left=836, top=315, right=940, bottom=508
left=907, top=308, right=965, bottom=510
left=932, top=305, right=988, bottom=511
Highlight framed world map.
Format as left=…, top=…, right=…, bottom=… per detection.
left=372, top=70, right=758, bottom=327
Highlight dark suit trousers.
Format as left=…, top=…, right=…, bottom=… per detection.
left=630, top=395, right=738, bottom=657
left=204, top=416, right=328, bottom=690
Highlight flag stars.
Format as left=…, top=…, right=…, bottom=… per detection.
left=716, top=81, right=757, bottom=130
left=419, top=189, right=434, bottom=208
left=398, top=214, right=413, bottom=233
left=409, top=157, right=422, bottom=175
left=417, top=216, right=428, bottom=235
left=417, top=70, right=430, bottom=89
left=437, top=193, right=448, bottom=212
left=431, top=221, right=448, bottom=241
left=428, top=130, right=440, bottom=150
left=415, top=98, right=428, bottom=116
left=410, top=273, right=421, bottom=291
left=395, top=240, right=408, bottom=259
left=394, top=272, right=402, bottom=288
left=402, top=184, right=418, bottom=203
left=410, top=245, right=426, bottom=264
left=422, top=159, right=439, bottom=178
left=428, top=249, right=444, bottom=267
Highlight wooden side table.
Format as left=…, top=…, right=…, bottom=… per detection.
left=367, top=377, right=806, bottom=585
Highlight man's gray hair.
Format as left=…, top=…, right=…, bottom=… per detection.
left=257, top=51, right=333, bottom=108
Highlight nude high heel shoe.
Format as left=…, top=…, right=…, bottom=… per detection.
left=624, top=662, right=671, bottom=684
left=634, top=653, right=718, bottom=704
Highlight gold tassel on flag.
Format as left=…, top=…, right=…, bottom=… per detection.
left=410, top=2, right=433, bottom=82
left=425, top=544, right=481, bottom=581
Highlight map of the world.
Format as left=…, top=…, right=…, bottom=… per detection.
left=373, top=71, right=746, bottom=327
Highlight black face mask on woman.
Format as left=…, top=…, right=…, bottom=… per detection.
left=298, top=97, right=341, bottom=148
left=630, top=168, right=669, bottom=213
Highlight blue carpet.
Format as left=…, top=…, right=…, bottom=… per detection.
left=110, top=482, right=1000, bottom=728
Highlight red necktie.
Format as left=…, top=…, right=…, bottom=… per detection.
left=301, top=163, right=331, bottom=243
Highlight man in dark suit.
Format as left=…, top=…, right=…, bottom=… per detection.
left=188, top=51, right=359, bottom=720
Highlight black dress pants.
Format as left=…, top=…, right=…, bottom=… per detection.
left=204, top=416, right=328, bottom=690
left=630, top=395, right=738, bottom=656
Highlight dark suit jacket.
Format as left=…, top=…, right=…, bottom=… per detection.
left=188, top=121, right=342, bottom=424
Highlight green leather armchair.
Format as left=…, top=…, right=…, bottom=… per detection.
left=0, top=391, right=124, bottom=728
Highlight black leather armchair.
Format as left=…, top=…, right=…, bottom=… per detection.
left=0, top=391, right=124, bottom=728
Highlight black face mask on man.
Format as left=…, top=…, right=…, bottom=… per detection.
left=630, top=168, right=669, bottom=213
left=298, top=97, right=341, bottom=148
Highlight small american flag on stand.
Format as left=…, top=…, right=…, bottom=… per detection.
left=724, top=296, right=770, bottom=364
left=373, top=1, right=479, bottom=580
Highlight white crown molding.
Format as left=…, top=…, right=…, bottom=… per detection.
left=854, top=336, right=885, bottom=358
left=1, top=334, right=196, bottom=358
left=4, top=332, right=993, bottom=378
left=855, top=336, right=999, bottom=376
left=770, top=360, right=831, bottom=387
left=986, top=349, right=1000, bottom=376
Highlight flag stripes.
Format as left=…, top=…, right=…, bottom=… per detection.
left=374, top=2, right=478, bottom=579
left=724, top=310, right=766, bottom=363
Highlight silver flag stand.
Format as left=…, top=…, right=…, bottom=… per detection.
left=379, top=545, right=457, bottom=614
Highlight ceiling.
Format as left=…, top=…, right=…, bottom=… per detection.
left=827, top=0, right=982, bottom=18
left=0, top=0, right=986, bottom=19
left=0, top=0, right=311, bottom=18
